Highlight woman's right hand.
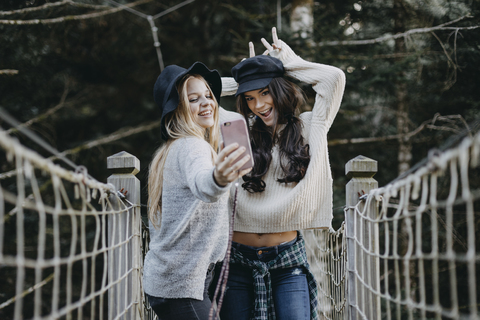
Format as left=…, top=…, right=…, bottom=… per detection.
left=213, top=143, right=252, bottom=187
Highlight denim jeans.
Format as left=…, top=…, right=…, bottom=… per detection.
left=146, top=264, right=215, bottom=320
left=217, top=236, right=310, bottom=320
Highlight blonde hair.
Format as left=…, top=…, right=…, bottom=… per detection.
left=148, top=74, right=220, bottom=228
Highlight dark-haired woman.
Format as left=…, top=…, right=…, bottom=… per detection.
left=217, top=28, right=346, bottom=320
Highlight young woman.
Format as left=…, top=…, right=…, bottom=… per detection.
left=143, top=61, right=252, bottom=320
left=217, top=28, right=346, bottom=320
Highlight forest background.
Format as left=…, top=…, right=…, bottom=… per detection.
left=1, top=0, right=479, bottom=229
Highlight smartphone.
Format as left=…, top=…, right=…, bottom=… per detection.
left=220, top=118, right=254, bottom=171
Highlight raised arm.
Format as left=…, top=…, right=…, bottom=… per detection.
left=261, top=27, right=346, bottom=130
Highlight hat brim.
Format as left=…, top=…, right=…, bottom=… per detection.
left=159, top=62, right=222, bottom=140
left=184, top=62, right=222, bottom=103
left=235, top=77, right=274, bottom=97
left=161, top=62, right=221, bottom=115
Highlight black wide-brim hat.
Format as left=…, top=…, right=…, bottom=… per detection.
left=231, top=55, right=284, bottom=97
left=153, top=62, right=222, bottom=140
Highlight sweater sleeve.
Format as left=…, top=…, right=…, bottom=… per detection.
left=176, top=138, right=230, bottom=203
left=221, top=77, right=238, bottom=97
left=270, top=40, right=346, bottom=130
left=219, top=106, right=243, bottom=124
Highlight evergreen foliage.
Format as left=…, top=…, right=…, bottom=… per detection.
left=0, top=0, right=479, bottom=226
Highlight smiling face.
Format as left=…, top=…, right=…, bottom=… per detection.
left=244, top=87, right=276, bottom=127
left=186, top=77, right=216, bottom=129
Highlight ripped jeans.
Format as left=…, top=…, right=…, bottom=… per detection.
left=216, top=235, right=310, bottom=320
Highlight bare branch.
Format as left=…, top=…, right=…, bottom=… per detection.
left=0, top=0, right=153, bottom=25
left=316, top=15, right=478, bottom=47
left=152, top=0, right=196, bottom=20
left=0, top=0, right=108, bottom=16
left=431, top=32, right=457, bottom=90
left=0, top=273, right=54, bottom=309
left=0, top=69, right=19, bottom=75
left=328, top=114, right=470, bottom=146
left=5, top=80, right=71, bottom=135
left=51, top=119, right=162, bottom=159
left=0, top=119, right=162, bottom=180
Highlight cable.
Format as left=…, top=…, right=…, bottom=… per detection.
left=104, top=0, right=196, bottom=71
left=0, top=107, right=93, bottom=179
left=389, top=118, right=480, bottom=185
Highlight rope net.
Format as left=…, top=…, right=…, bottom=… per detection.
left=0, top=128, right=144, bottom=320
left=351, top=131, right=480, bottom=319
left=2, top=120, right=479, bottom=320
left=304, top=226, right=347, bottom=319
left=304, top=131, right=480, bottom=320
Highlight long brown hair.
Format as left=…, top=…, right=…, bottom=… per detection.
left=148, top=74, right=220, bottom=228
left=237, top=77, right=310, bottom=193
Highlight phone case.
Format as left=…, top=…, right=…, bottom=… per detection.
left=220, top=118, right=254, bottom=171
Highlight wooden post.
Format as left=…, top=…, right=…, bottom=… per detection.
left=107, top=151, right=142, bottom=320
left=345, top=155, right=379, bottom=320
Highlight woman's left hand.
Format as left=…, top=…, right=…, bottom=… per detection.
left=260, top=26, right=281, bottom=55
left=260, top=27, right=298, bottom=64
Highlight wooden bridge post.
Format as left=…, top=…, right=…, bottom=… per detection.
left=107, top=151, right=142, bottom=320
left=345, top=155, right=379, bottom=320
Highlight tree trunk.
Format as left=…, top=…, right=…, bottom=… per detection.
left=394, top=0, right=412, bottom=175
left=290, top=0, right=314, bottom=39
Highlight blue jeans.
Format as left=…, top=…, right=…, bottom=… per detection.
left=217, top=236, right=310, bottom=320
left=146, top=264, right=215, bottom=320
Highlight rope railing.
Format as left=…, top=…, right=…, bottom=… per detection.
left=304, top=131, right=480, bottom=319
left=346, top=131, right=480, bottom=319
left=2, top=122, right=479, bottom=319
left=0, top=128, right=144, bottom=319
left=304, top=225, right=348, bottom=319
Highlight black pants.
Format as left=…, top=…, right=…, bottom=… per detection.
left=146, top=264, right=215, bottom=320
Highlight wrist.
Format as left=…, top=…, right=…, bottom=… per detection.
left=213, top=170, right=227, bottom=187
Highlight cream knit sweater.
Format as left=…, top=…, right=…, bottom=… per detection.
left=220, top=41, right=346, bottom=233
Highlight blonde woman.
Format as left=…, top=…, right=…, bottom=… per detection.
left=143, top=62, right=251, bottom=320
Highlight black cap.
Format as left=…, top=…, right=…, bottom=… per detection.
left=153, top=62, right=221, bottom=140
left=231, top=55, right=284, bottom=97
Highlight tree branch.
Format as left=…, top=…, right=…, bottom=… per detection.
left=0, top=273, right=54, bottom=309
left=5, top=80, right=71, bottom=135
left=0, top=69, right=19, bottom=75
left=0, top=0, right=108, bottom=16
left=0, top=0, right=153, bottom=25
left=316, top=15, right=478, bottom=47
left=0, top=119, right=162, bottom=180
left=328, top=113, right=470, bottom=146
left=51, top=119, right=162, bottom=159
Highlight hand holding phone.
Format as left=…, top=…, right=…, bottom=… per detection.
left=220, top=118, right=254, bottom=171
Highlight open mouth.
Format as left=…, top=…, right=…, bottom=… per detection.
left=198, top=110, right=212, bottom=116
left=259, top=108, right=272, bottom=118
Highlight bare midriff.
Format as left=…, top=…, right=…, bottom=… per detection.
left=232, top=230, right=298, bottom=248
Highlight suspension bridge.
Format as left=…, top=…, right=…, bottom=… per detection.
left=0, top=126, right=479, bottom=319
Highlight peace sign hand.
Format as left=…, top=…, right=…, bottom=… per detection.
left=261, top=27, right=283, bottom=59
left=261, top=27, right=281, bottom=52
left=248, top=40, right=269, bottom=58
left=249, top=26, right=280, bottom=58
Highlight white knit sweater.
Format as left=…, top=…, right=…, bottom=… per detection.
left=143, top=137, right=230, bottom=300
left=220, top=41, right=345, bottom=233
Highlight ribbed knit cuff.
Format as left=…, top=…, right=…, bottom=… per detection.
left=221, top=77, right=238, bottom=96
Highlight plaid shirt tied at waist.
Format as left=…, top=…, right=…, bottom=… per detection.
left=229, top=233, right=319, bottom=320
